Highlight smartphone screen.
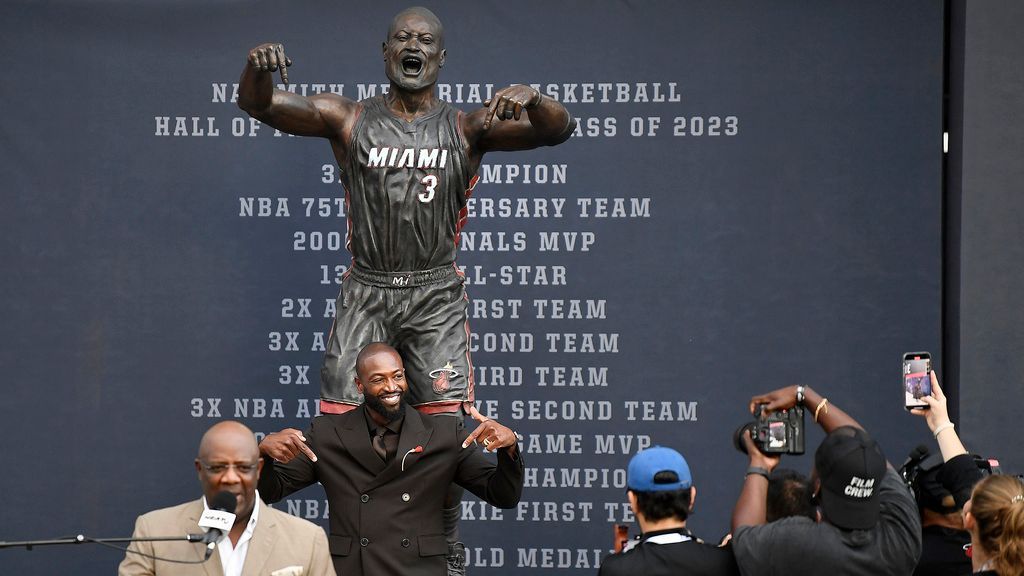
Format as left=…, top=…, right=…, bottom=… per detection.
left=903, top=352, right=932, bottom=410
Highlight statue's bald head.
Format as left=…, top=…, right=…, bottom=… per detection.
left=387, top=6, right=445, bottom=45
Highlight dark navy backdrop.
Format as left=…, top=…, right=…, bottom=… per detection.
left=1, top=1, right=943, bottom=574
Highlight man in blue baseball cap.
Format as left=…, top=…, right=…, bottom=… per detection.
left=598, top=446, right=739, bottom=576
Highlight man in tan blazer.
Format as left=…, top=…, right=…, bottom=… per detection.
left=118, top=421, right=335, bottom=576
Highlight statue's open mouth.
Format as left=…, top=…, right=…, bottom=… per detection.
left=401, top=56, right=423, bottom=75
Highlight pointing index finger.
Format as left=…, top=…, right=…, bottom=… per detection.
left=483, top=95, right=500, bottom=130
left=467, top=404, right=490, bottom=423
left=462, top=422, right=488, bottom=449
left=293, top=433, right=317, bottom=462
left=274, top=45, right=289, bottom=87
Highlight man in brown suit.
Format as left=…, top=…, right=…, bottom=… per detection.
left=118, top=421, right=335, bottom=576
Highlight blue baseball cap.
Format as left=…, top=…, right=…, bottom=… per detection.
left=627, top=446, right=692, bottom=492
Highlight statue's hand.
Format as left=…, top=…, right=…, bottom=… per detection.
left=248, top=42, right=292, bottom=84
left=482, top=84, right=542, bottom=129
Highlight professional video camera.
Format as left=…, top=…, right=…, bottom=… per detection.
left=899, top=445, right=1002, bottom=512
left=733, top=403, right=805, bottom=456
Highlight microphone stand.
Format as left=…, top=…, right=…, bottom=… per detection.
left=1, top=533, right=218, bottom=565
left=0, top=533, right=208, bottom=550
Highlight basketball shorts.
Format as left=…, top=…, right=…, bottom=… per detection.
left=320, top=264, right=475, bottom=412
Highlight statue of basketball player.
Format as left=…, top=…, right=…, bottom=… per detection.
left=238, top=6, right=575, bottom=574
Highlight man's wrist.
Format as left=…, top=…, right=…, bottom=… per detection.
left=802, top=387, right=822, bottom=410
left=745, top=466, right=770, bottom=480
left=502, top=442, right=521, bottom=460
left=748, top=458, right=776, bottom=472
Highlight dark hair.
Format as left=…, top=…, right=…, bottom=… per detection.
left=767, top=468, right=817, bottom=522
left=633, top=477, right=692, bottom=523
left=970, top=474, right=1024, bottom=576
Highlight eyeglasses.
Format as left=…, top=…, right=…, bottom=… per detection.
left=199, top=461, right=259, bottom=475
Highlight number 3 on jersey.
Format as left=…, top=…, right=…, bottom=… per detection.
left=418, top=174, right=438, bottom=203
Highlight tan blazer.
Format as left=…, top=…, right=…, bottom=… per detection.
left=117, top=498, right=335, bottom=576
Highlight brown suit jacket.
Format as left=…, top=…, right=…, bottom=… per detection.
left=258, top=405, right=524, bottom=576
left=117, top=498, right=335, bottom=576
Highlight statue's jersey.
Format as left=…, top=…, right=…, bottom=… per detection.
left=341, top=95, right=478, bottom=272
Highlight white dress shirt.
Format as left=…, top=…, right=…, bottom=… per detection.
left=202, top=491, right=261, bottom=576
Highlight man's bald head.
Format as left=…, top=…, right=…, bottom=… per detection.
left=198, top=420, right=259, bottom=461
left=355, top=342, right=403, bottom=379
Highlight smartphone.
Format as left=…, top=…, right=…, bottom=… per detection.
left=902, top=352, right=932, bottom=411
left=613, top=524, right=630, bottom=553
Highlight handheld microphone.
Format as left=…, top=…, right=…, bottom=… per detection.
left=401, top=446, right=424, bottom=471
left=909, top=444, right=930, bottom=460
left=197, top=492, right=237, bottom=547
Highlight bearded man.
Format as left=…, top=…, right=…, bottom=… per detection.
left=257, top=343, right=524, bottom=576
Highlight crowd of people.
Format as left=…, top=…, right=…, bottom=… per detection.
left=602, top=373, right=1024, bottom=576
left=118, top=345, right=1024, bottom=576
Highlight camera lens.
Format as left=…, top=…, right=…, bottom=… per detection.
left=733, top=421, right=755, bottom=455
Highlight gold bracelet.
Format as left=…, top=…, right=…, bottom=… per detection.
left=814, top=398, right=829, bottom=422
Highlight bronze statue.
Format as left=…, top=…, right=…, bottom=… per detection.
left=238, top=6, right=574, bottom=575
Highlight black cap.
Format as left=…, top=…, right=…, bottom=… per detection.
left=914, top=453, right=959, bottom=513
left=814, top=426, right=887, bottom=530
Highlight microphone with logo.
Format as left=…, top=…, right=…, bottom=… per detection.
left=191, top=491, right=236, bottom=558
